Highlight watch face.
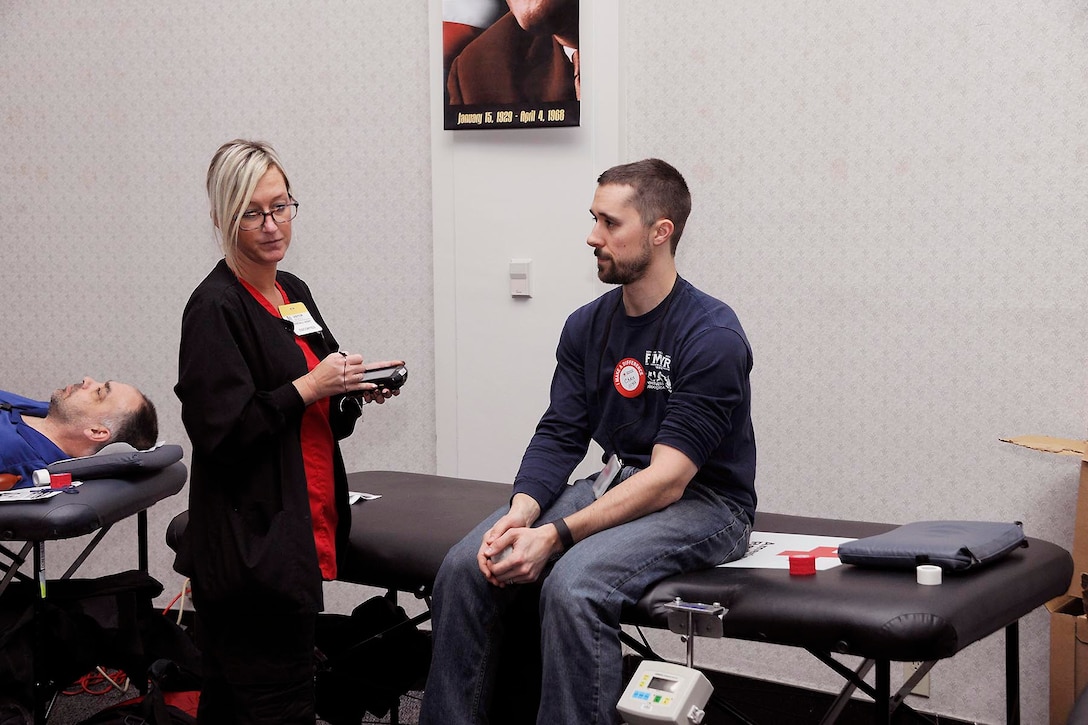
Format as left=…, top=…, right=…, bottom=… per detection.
left=613, top=357, right=646, bottom=398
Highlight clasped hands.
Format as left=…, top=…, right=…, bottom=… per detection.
left=477, top=493, right=562, bottom=588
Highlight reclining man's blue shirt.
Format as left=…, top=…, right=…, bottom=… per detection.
left=0, top=390, right=66, bottom=487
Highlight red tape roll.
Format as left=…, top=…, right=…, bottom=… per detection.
left=789, top=554, right=816, bottom=576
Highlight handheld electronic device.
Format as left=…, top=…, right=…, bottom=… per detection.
left=349, top=364, right=408, bottom=397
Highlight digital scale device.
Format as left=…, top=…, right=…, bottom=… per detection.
left=617, top=600, right=725, bottom=725
left=619, top=660, right=713, bottom=725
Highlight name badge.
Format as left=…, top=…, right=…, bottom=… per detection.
left=593, top=453, right=623, bottom=499
left=278, top=302, right=323, bottom=336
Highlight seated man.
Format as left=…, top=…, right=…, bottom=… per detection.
left=420, top=159, right=757, bottom=724
left=0, top=377, right=158, bottom=488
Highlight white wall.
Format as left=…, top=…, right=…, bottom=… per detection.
left=432, top=0, right=621, bottom=482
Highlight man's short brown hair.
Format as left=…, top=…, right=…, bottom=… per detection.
left=597, top=158, right=692, bottom=254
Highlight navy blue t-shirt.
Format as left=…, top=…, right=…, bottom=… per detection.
left=514, top=277, right=757, bottom=520
left=0, top=390, right=66, bottom=487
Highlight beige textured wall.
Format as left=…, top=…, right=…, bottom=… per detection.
left=0, top=1, right=436, bottom=613
left=621, top=2, right=1088, bottom=722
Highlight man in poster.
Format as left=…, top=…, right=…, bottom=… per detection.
left=444, top=0, right=580, bottom=128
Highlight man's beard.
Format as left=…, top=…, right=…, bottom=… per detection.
left=47, top=385, right=80, bottom=424
left=596, top=238, right=652, bottom=285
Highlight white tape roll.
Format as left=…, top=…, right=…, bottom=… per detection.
left=917, top=564, right=942, bottom=586
left=31, top=469, right=50, bottom=487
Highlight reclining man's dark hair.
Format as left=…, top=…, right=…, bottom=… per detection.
left=110, top=394, right=158, bottom=451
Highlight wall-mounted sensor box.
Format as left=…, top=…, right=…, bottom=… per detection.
left=510, top=258, right=532, bottom=297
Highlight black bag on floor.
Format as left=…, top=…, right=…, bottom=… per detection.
left=0, top=570, right=165, bottom=711
left=76, top=659, right=199, bottom=725
left=314, top=596, right=431, bottom=724
left=0, top=697, right=31, bottom=725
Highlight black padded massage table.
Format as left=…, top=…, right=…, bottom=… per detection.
left=0, top=458, right=187, bottom=723
left=334, top=470, right=1072, bottom=725
left=0, top=459, right=188, bottom=593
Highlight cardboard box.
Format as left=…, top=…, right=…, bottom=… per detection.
left=1002, top=435, right=1088, bottom=724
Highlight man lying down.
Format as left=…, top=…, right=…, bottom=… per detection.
left=0, top=378, right=158, bottom=489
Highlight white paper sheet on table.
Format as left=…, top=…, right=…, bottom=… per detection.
left=0, top=481, right=83, bottom=503
left=719, top=531, right=857, bottom=570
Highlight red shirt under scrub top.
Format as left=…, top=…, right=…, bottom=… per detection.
left=239, top=277, right=339, bottom=580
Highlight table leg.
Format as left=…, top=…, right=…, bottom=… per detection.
left=1006, top=622, right=1019, bottom=725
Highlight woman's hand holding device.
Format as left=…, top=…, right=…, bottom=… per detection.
left=350, top=360, right=408, bottom=404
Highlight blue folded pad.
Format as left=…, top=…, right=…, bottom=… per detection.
left=837, top=520, right=1026, bottom=571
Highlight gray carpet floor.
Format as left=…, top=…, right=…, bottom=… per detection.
left=43, top=682, right=423, bottom=724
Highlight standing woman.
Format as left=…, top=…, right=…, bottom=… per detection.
left=176, top=139, right=399, bottom=723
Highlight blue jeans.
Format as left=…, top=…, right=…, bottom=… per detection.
left=419, top=472, right=751, bottom=725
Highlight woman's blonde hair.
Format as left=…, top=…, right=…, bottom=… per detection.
left=206, top=139, right=292, bottom=263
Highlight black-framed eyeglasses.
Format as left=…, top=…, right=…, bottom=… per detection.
left=237, top=201, right=299, bottom=231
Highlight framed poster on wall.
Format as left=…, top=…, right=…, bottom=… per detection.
left=442, top=0, right=580, bottom=130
